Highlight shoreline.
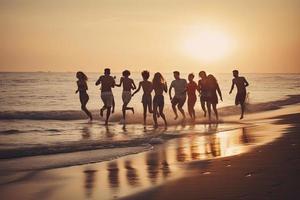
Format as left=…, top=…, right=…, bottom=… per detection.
left=123, top=111, right=300, bottom=200
left=1, top=105, right=299, bottom=199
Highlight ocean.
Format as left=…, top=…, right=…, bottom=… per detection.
left=0, top=72, right=299, bottom=163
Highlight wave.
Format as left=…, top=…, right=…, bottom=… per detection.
left=0, top=124, right=242, bottom=159
left=0, top=94, right=299, bottom=121
left=0, top=133, right=163, bottom=159
left=0, top=129, right=62, bottom=135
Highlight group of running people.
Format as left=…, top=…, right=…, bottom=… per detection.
left=76, top=68, right=249, bottom=127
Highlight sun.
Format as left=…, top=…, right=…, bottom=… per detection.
left=183, top=28, right=234, bottom=62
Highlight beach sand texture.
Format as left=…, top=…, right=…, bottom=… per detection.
left=1, top=104, right=299, bottom=200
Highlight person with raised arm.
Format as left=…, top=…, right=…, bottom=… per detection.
left=95, top=68, right=115, bottom=125
left=115, top=70, right=136, bottom=123
left=132, top=70, right=153, bottom=125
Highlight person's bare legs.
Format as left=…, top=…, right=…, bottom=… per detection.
left=105, top=107, right=111, bottom=125
left=143, top=103, right=147, bottom=125
left=178, top=104, right=186, bottom=120
left=81, top=97, right=93, bottom=120
left=100, top=106, right=107, bottom=117
left=212, top=103, right=219, bottom=121
left=148, top=100, right=153, bottom=113
left=81, top=104, right=92, bottom=121
left=112, top=99, right=115, bottom=113
left=240, top=103, right=245, bottom=119
left=122, top=103, right=127, bottom=122
left=207, top=102, right=212, bottom=122
left=153, top=104, right=158, bottom=128
left=159, top=105, right=167, bottom=127
left=188, top=106, right=193, bottom=119
left=172, top=103, right=178, bottom=120
left=200, top=98, right=207, bottom=117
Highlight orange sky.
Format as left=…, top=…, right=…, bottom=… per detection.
left=0, top=0, right=299, bottom=73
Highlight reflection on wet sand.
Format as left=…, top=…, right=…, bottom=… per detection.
left=81, top=127, right=253, bottom=199
left=125, top=160, right=140, bottom=186
left=81, top=126, right=91, bottom=139
left=107, top=162, right=120, bottom=189
left=83, top=169, right=96, bottom=199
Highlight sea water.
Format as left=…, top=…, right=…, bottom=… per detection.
left=0, top=72, right=299, bottom=161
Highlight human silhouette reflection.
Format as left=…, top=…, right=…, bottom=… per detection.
left=205, top=123, right=219, bottom=133
left=102, top=126, right=114, bottom=138
left=125, top=160, right=140, bottom=186
left=176, top=138, right=188, bottom=162
left=240, top=127, right=253, bottom=144
left=107, top=162, right=120, bottom=189
left=81, top=126, right=91, bottom=139
left=161, top=149, right=171, bottom=178
left=190, top=136, right=200, bottom=160
left=146, top=151, right=160, bottom=184
left=210, top=135, right=221, bottom=157
left=83, top=169, right=97, bottom=199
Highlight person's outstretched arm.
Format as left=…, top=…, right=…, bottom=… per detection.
left=84, top=81, right=88, bottom=90
left=244, top=77, right=249, bottom=87
left=197, top=81, right=201, bottom=93
left=217, top=84, right=223, bottom=101
left=95, top=77, right=101, bottom=86
left=75, top=81, right=79, bottom=93
left=168, top=82, right=173, bottom=99
left=164, top=82, right=168, bottom=93
left=131, top=79, right=137, bottom=90
left=115, top=77, right=123, bottom=87
left=132, top=82, right=141, bottom=96
left=229, top=79, right=235, bottom=94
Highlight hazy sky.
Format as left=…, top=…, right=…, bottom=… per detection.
left=0, top=0, right=299, bottom=73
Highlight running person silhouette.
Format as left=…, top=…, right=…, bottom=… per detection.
left=229, top=70, right=249, bottom=119
left=132, top=70, right=153, bottom=125
left=115, top=70, right=136, bottom=123
left=95, top=68, right=115, bottom=125
left=169, top=71, right=187, bottom=120
left=75, top=71, right=93, bottom=121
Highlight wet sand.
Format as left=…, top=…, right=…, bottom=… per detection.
left=0, top=105, right=299, bottom=200
left=123, top=107, right=300, bottom=200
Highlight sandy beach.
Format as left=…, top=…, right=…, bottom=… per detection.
left=0, top=104, right=299, bottom=200
left=123, top=106, right=300, bottom=200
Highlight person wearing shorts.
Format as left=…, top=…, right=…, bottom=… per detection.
left=132, top=70, right=153, bottom=125
left=115, top=70, right=136, bottom=123
left=229, top=69, right=249, bottom=119
left=169, top=71, right=187, bottom=120
left=152, top=72, right=168, bottom=127
left=95, top=68, right=115, bottom=125
left=186, top=73, right=198, bottom=120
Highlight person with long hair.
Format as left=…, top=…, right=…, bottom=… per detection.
left=186, top=73, right=198, bottom=120
left=75, top=71, right=93, bottom=121
left=198, top=71, right=208, bottom=117
left=206, top=74, right=223, bottom=121
left=152, top=72, right=167, bottom=127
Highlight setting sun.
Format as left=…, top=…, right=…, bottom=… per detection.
left=183, top=27, right=235, bottom=63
